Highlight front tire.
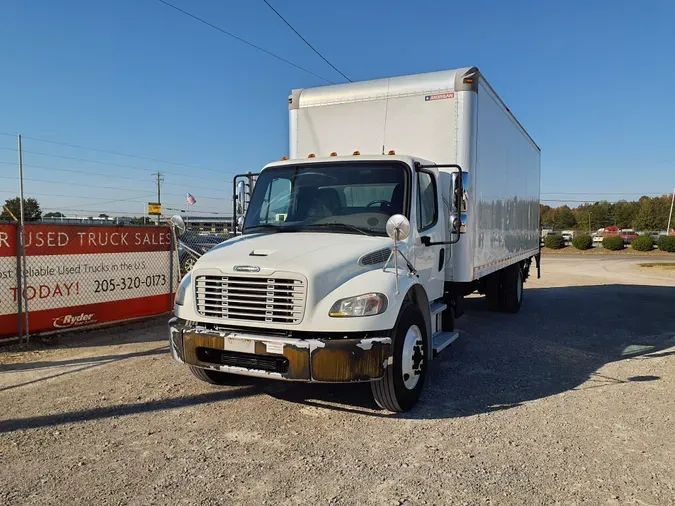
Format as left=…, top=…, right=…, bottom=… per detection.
left=371, top=304, right=427, bottom=412
left=189, top=366, right=232, bottom=385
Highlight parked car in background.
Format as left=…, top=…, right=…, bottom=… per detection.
left=621, top=230, right=638, bottom=244
left=177, top=231, right=225, bottom=275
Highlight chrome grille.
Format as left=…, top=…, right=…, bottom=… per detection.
left=195, top=275, right=306, bottom=324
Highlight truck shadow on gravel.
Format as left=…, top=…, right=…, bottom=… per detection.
left=266, top=284, right=675, bottom=419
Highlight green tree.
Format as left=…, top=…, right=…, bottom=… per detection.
left=613, top=200, right=639, bottom=229
left=0, top=197, right=42, bottom=221
left=99, top=214, right=110, bottom=219
left=44, top=212, right=65, bottom=218
left=634, top=196, right=669, bottom=231
left=541, top=208, right=557, bottom=227
left=539, top=204, right=552, bottom=226
left=553, top=205, right=577, bottom=229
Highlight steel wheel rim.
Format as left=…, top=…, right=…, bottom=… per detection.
left=401, top=324, right=424, bottom=390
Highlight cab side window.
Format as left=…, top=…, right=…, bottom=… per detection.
left=416, top=172, right=437, bottom=231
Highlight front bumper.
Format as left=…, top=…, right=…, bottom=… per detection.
left=169, top=317, right=392, bottom=382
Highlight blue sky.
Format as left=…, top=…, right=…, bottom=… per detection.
left=1, top=0, right=674, bottom=216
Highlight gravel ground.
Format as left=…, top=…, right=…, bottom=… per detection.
left=1, top=256, right=674, bottom=506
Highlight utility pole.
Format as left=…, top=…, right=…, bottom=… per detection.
left=589, top=212, right=592, bottom=233
left=153, top=172, right=164, bottom=225
left=667, top=187, right=675, bottom=233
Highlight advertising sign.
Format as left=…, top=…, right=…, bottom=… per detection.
left=0, top=224, right=175, bottom=338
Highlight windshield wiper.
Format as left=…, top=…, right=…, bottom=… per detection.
left=302, top=222, right=374, bottom=236
left=244, top=224, right=295, bottom=233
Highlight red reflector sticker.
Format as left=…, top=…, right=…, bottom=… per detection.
left=425, top=92, right=455, bottom=101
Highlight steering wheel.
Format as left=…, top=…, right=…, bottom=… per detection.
left=366, top=200, right=390, bottom=208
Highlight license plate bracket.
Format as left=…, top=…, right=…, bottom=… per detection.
left=224, top=336, right=255, bottom=354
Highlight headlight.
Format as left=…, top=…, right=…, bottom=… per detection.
left=175, top=273, right=192, bottom=306
left=329, top=293, right=388, bottom=317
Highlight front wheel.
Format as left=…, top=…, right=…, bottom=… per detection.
left=371, top=304, right=427, bottom=412
left=189, top=366, right=232, bottom=385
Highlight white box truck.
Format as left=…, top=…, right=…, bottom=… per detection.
left=169, top=67, right=541, bottom=412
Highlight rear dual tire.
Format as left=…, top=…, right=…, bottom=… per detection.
left=486, top=263, right=524, bottom=313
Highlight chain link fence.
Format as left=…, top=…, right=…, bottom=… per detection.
left=1, top=221, right=179, bottom=343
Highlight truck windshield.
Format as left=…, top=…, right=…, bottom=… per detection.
left=243, top=162, right=407, bottom=236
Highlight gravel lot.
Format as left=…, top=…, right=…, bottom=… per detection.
left=1, top=256, right=674, bottom=505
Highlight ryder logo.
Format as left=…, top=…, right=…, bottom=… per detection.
left=53, top=313, right=97, bottom=329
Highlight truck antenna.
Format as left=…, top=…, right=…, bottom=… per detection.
left=381, top=78, right=391, bottom=155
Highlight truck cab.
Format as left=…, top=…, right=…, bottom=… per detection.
left=170, top=154, right=463, bottom=412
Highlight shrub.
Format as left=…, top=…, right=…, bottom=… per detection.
left=572, top=235, right=593, bottom=250
left=544, top=234, right=565, bottom=249
left=657, top=235, right=675, bottom=252
left=631, top=235, right=654, bottom=252
left=603, top=235, right=624, bottom=251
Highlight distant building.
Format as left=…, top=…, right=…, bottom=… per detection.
left=184, top=216, right=233, bottom=235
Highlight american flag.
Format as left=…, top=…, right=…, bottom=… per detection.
left=186, top=193, right=196, bottom=205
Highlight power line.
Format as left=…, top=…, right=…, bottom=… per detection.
left=40, top=206, right=229, bottom=216
left=0, top=132, right=213, bottom=172
left=0, top=146, right=233, bottom=180
left=0, top=175, right=226, bottom=200
left=541, top=192, right=666, bottom=196
left=541, top=199, right=640, bottom=203
left=261, top=0, right=351, bottom=83
left=0, top=189, right=152, bottom=204
left=59, top=194, right=156, bottom=211
left=0, top=160, right=228, bottom=193
left=155, top=0, right=334, bottom=84
left=0, top=146, right=239, bottom=181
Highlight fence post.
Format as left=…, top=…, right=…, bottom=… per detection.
left=17, top=134, right=30, bottom=343
left=14, top=223, right=23, bottom=344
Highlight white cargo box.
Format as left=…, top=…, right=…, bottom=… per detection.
left=289, top=67, right=540, bottom=282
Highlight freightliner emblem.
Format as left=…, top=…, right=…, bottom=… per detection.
left=233, top=265, right=261, bottom=273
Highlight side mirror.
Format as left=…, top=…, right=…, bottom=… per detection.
left=449, top=172, right=463, bottom=232
left=170, top=215, right=186, bottom=235
left=236, top=180, right=246, bottom=215
left=385, top=214, right=411, bottom=241
left=237, top=215, right=244, bottom=232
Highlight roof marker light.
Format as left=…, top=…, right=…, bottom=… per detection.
left=308, top=153, right=316, bottom=158
left=330, top=152, right=337, bottom=156
left=388, top=150, right=396, bottom=155
left=281, top=156, right=289, bottom=160
left=353, top=151, right=360, bottom=155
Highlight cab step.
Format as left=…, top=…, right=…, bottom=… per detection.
left=432, top=331, right=459, bottom=357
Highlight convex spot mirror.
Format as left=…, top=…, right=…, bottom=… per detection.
left=170, top=215, right=186, bottom=235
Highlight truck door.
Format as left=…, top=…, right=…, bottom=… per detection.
left=413, top=170, right=444, bottom=301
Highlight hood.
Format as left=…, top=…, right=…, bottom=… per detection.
left=192, top=232, right=395, bottom=302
